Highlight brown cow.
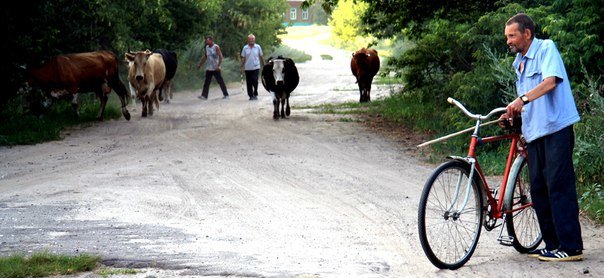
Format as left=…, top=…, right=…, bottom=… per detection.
left=350, top=48, right=380, bottom=102
left=125, top=50, right=166, bottom=117
left=27, top=50, right=131, bottom=120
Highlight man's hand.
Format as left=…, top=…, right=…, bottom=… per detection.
left=499, top=113, right=513, bottom=128
left=506, top=97, right=524, bottom=118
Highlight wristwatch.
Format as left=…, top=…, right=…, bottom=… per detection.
left=520, top=94, right=530, bottom=104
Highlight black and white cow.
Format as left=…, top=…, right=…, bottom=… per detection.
left=154, top=49, right=178, bottom=103
left=261, top=56, right=299, bottom=119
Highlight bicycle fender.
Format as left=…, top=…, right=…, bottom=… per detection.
left=446, top=155, right=486, bottom=197
left=446, top=155, right=474, bottom=165
left=503, top=155, right=526, bottom=210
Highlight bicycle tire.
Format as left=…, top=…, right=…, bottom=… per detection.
left=418, top=160, right=484, bottom=269
left=504, top=155, right=542, bottom=252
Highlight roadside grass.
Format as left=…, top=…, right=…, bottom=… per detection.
left=97, top=267, right=139, bottom=277
left=0, top=252, right=100, bottom=278
left=266, top=44, right=312, bottom=63
left=0, top=92, right=124, bottom=146
left=320, top=54, right=333, bottom=60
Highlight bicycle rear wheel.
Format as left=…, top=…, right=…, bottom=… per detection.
left=504, top=155, right=542, bottom=252
left=418, top=160, right=484, bottom=269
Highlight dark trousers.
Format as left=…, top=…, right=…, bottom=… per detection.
left=527, top=125, right=583, bottom=252
left=245, top=69, right=260, bottom=98
left=202, top=70, right=228, bottom=98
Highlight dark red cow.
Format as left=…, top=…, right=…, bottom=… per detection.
left=351, top=48, right=380, bottom=102
left=27, top=50, right=131, bottom=120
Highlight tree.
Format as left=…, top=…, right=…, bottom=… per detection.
left=328, top=0, right=373, bottom=50
left=213, top=0, right=287, bottom=57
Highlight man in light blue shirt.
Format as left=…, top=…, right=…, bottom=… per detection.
left=240, top=34, right=264, bottom=100
left=503, top=13, right=583, bottom=262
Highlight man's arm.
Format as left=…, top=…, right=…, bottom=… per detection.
left=506, top=76, right=557, bottom=116
left=259, top=53, right=264, bottom=67
left=196, top=51, right=207, bottom=69
left=216, top=45, right=223, bottom=70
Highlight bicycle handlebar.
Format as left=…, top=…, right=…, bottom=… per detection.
left=447, top=97, right=507, bottom=121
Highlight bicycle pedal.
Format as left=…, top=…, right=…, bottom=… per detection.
left=498, top=235, right=514, bottom=246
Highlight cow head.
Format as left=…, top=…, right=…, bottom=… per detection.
left=125, top=49, right=153, bottom=82
left=271, top=59, right=285, bottom=86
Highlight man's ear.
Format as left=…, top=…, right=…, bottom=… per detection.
left=524, top=29, right=533, bottom=40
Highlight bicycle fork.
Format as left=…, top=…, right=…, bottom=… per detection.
left=447, top=157, right=516, bottom=246
left=445, top=158, right=477, bottom=220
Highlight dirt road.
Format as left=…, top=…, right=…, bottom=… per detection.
left=1, top=27, right=602, bottom=277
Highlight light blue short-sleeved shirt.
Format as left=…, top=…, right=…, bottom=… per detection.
left=241, top=44, right=263, bottom=71
left=513, top=38, right=580, bottom=143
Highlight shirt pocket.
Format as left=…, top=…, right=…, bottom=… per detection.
left=524, top=61, right=542, bottom=81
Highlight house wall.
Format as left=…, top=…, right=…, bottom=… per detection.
left=284, top=0, right=311, bottom=25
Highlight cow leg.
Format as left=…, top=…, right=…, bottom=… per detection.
left=71, top=93, right=81, bottom=117
left=128, top=83, right=137, bottom=111
left=280, top=98, right=286, bottom=118
left=271, top=92, right=279, bottom=120
left=95, top=88, right=109, bottom=121
left=362, top=88, right=367, bottom=103
left=361, top=86, right=369, bottom=103
left=367, top=77, right=373, bottom=102
left=148, top=96, right=154, bottom=116
left=158, top=87, right=164, bottom=102
left=153, top=91, right=160, bottom=110
left=141, top=97, right=148, bottom=117
left=165, top=80, right=172, bottom=103
left=285, top=96, right=291, bottom=117
left=106, top=75, right=131, bottom=121
left=358, top=83, right=364, bottom=103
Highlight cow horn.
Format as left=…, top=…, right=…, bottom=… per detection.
left=127, top=47, right=133, bottom=55
left=144, top=49, right=152, bottom=54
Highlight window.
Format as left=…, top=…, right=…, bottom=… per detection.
left=302, top=9, right=309, bottom=20
left=290, top=8, right=297, bottom=20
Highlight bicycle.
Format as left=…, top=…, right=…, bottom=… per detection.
left=417, top=97, right=542, bottom=269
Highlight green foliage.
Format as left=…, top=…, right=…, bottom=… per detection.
left=360, top=0, right=499, bottom=39
left=579, top=183, right=604, bottom=223
left=0, top=93, right=123, bottom=146
left=573, top=69, right=604, bottom=189
left=213, top=0, right=288, bottom=57
left=328, top=0, right=374, bottom=51
left=0, top=252, right=100, bottom=278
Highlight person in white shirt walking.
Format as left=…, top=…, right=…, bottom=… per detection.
left=240, top=34, right=264, bottom=100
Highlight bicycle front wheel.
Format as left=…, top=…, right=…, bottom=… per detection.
left=504, top=155, right=542, bottom=252
left=418, top=160, right=484, bottom=270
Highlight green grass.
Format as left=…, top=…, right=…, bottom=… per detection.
left=97, top=267, right=139, bottom=277
left=266, top=45, right=312, bottom=64
left=320, top=54, right=333, bottom=60
left=0, top=252, right=100, bottom=278
left=0, top=93, right=124, bottom=146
